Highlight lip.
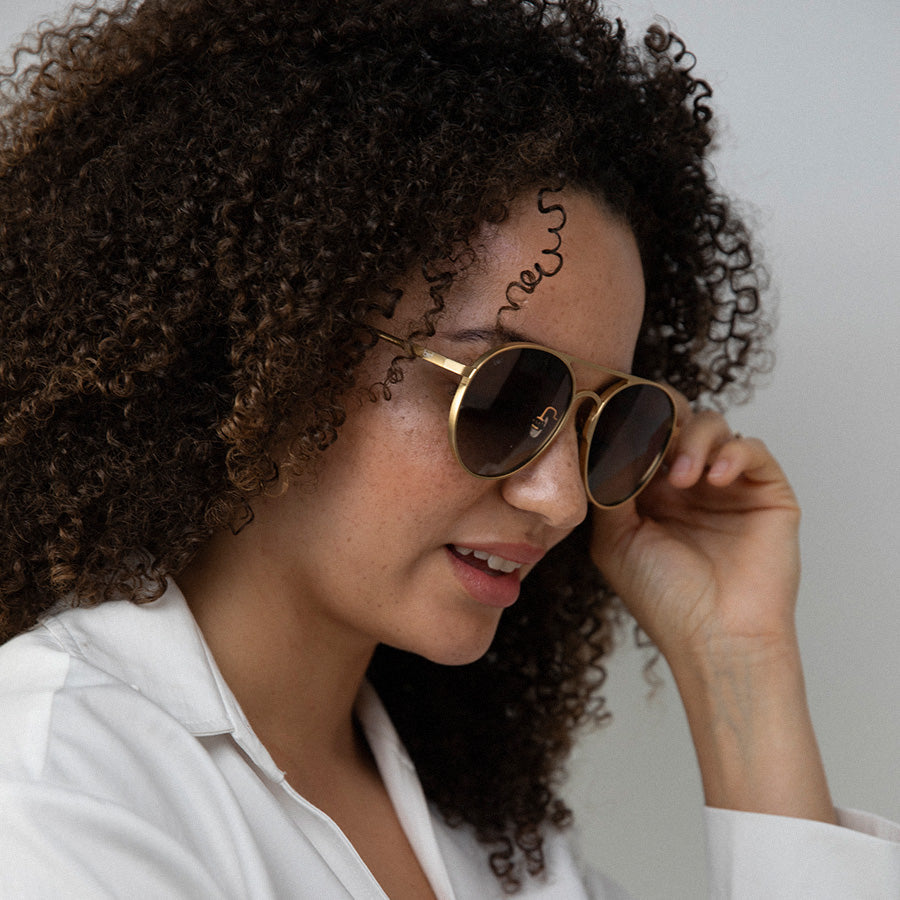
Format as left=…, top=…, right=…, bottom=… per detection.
left=445, top=542, right=546, bottom=609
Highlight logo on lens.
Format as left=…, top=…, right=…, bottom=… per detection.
left=530, top=406, right=559, bottom=438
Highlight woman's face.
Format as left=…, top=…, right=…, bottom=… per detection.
left=240, top=190, right=645, bottom=666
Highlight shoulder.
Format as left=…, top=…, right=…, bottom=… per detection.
left=0, top=594, right=234, bottom=805
left=0, top=623, right=93, bottom=781
left=0, top=601, right=267, bottom=895
left=0, top=614, right=180, bottom=784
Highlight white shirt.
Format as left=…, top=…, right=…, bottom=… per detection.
left=0, top=582, right=898, bottom=899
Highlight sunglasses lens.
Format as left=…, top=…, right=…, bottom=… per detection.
left=455, top=347, right=573, bottom=476
left=587, top=384, right=674, bottom=506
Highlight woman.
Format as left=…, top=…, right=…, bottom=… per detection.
left=0, top=0, right=897, bottom=896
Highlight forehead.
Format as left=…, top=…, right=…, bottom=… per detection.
left=436, top=189, right=646, bottom=370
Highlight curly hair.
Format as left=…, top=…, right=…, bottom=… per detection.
left=0, top=0, right=768, bottom=890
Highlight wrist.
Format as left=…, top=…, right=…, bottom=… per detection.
left=665, top=622, right=802, bottom=688
left=670, top=634, right=837, bottom=824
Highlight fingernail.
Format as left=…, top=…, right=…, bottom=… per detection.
left=671, top=454, right=692, bottom=477
left=709, top=458, right=729, bottom=478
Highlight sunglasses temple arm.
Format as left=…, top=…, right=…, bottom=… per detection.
left=375, top=330, right=468, bottom=378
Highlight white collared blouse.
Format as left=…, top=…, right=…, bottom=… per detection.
left=1, top=583, right=898, bottom=898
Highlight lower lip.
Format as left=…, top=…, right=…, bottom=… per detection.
left=445, top=547, right=522, bottom=609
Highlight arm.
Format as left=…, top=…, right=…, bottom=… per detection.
left=590, top=404, right=834, bottom=822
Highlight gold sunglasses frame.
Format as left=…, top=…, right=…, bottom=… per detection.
left=376, top=329, right=678, bottom=508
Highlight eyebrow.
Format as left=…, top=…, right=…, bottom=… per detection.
left=444, top=325, right=534, bottom=346
left=439, top=325, right=626, bottom=396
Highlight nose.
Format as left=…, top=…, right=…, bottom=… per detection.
left=499, top=417, right=588, bottom=531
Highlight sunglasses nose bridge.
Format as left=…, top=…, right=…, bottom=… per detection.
left=568, top=388, right=604, bottom=435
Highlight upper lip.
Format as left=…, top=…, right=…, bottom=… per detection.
left=448, top=542, right=547, bottom=567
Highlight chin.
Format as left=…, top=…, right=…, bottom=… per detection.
left=423, top=643, right=494, bottom=667
left=397, top=614, right=502, bottom=668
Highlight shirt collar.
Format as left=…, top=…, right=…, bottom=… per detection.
left=42, top=580, right=242, bottom=737
left=38, top=581, right=428, bottom=787
left=42, top=581, right=295, bottom=781
left=41, top=580, right=458, bottom=897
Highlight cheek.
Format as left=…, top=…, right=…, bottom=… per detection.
left=309, top=404, right=462, bottom=571
left=360, top=375, right=456, bottom=473
left=322, top=386, right=462, bottom=517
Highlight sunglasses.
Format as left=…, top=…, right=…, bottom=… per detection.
left=376, top=330, right=678, bottom=508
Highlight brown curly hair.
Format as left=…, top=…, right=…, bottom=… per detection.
left=0, top=0, right=768, bottom=890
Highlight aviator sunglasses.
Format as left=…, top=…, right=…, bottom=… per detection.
left=376, top=330, right=678, bottom=508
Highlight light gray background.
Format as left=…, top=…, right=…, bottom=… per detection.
left=3, top=1, right=898, bottom=898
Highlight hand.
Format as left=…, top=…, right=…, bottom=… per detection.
left=590, top=401, right=801, bottom=667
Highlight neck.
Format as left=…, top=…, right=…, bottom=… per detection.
left=177, top=532, right=377, bottom=779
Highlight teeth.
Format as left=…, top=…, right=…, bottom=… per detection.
left=453, top=546, right=522, bottom=574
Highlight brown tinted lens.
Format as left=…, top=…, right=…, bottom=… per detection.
left=454, top=347, right=573, bottom=476
left=587, top=384, right=674, bottom=506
